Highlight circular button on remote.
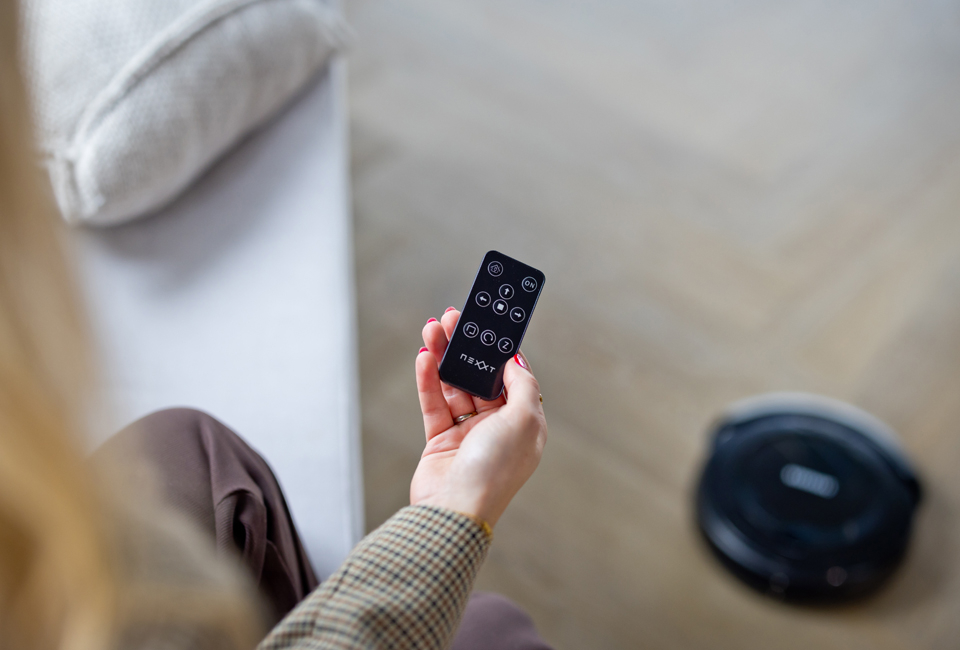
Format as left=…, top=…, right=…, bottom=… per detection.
left=462, top=322, right=479, bottom=338
left=498, top=337, right=514, bottom=354
left=492, top=299, right=509, bottom=315
left=509, top=306, right=526, bottom=323
left=499, top=284, right=515, bottom=299
left=475, top=291, right=491, bottom=307
left=488, top=261, right=504, bottom=277
left=480, top=330, right=497, bottom=346
left=521, top=276, right=538, bottom=292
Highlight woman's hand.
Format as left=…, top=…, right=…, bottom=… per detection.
left=411, top=308, right=547, bottom=528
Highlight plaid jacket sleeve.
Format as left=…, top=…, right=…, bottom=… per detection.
left=257, top=505, right=492, bottom=650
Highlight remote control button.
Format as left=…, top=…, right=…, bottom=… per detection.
left=475, top=291, right=491, bottom=307
left=480, top=330, right=497, bottom=346
left=521, top=276, right=538, bottom=292
left=462, top=322, right=479, bottom=338
left=487, top=261, right=504, bottom=277
left=498, top=337, right=514, bottom=354
left=499, top=284, right=515, bottom=299
left=509, top=306, right=526, bottom=323
left=492, top=299, right=509, bottom=315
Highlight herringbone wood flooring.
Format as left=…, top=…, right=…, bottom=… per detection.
left=348, top=1, right=960, bottom=647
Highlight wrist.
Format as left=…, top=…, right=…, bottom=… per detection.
left=416, top=490, right=501, bottom=529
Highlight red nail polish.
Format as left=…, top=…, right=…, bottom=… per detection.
left=427, top=318, right=438, bottom=324
left=444, top=306, right=456, bottom=313
left=514, top=353, right=527, bottom=369
left=419, top=347, right=429, bottom=354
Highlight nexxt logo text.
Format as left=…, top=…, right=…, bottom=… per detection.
left=460, top=353, right=496, bottom=373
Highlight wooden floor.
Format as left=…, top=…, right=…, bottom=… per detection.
left=346, top=1, right=960, bottom=647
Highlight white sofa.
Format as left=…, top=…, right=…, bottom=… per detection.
left=72, top=60, right=364, bottom=577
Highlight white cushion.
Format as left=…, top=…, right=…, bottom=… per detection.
left=22, top=0, right=346, bottom=226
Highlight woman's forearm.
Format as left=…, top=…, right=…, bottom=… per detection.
left=258, top=505, right=491, bottom=650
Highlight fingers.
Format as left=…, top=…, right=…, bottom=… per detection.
left=422, top=318, right=450, bottom=358
left=422, top=315, right=478, bottom=420
left=440, top=308, right=460, bottom=340
left=416, top=348, right=454, bottom=438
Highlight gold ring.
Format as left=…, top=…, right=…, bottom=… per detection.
left=454, top=411, right=478, bottom=424
left=539, top=394, right=543, bottom=404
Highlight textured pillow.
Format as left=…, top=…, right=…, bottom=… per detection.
left=21, top=0, right=346, bottom=226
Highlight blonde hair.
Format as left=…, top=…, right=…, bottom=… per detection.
left=0, top=1, right=262, bottom=647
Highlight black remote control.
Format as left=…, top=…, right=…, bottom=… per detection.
left=439, top=251, right=545, bottom=400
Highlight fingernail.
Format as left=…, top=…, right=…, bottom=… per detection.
left=427, top=318, right=438, bottom=323
left=419, top=347, right=429, bottom=354
left=514, top=353, right=528, bottom=369
left=444, top=306, right=456, bottom=313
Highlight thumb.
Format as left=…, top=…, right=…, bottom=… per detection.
left=502, top=352, right=541, bottom=412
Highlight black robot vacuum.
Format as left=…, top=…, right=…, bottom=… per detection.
left=696, top=393, right=922, bottom=602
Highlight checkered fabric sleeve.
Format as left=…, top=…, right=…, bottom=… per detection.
left=257, top=505, right=492, bottom=650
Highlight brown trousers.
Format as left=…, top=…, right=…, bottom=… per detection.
left=105, top=408, right=553, bottom=649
